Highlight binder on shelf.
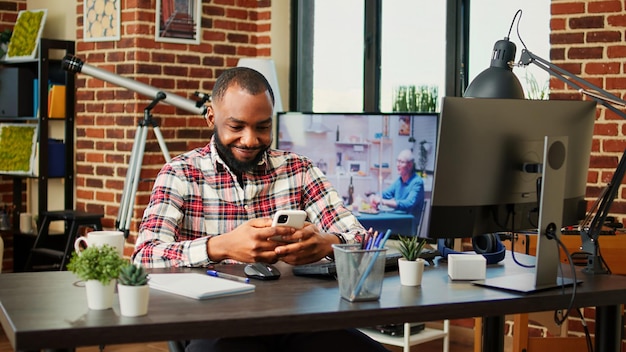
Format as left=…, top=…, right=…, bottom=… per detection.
left=47, top=84, right=65, bottom=118
left=33, top=78, right=39, bottom=117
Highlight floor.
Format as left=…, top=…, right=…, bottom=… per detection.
left=0, top=325, right=475, bottom=352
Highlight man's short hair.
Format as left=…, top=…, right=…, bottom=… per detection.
left=212, top=66, right=275, bottom=106
left=398, top=149, right=414, bottom=163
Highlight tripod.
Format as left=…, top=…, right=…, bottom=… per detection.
left=116, top=92, right=171, bottom=238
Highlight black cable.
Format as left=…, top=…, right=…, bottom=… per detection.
left=553, top=235, right=577, bottom=326
left=577, top=308, right=594, bottom=352
left=507, top=204, right=535, bottom=269
left=597, top=241, right=612, bottom=274
left=512, top=9, right=528, bottom=51
left=508, top=9, right=523, bottom=40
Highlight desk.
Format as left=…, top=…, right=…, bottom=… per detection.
left=356, top=211, right=415, bottom=235
left=0, top=254, right=625, bottom=352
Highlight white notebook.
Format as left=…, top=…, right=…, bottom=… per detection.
left=148, top=273, right=255, bottom=300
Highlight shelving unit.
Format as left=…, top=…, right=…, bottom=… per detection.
left=0, top=38, right=75, bottom=271
left=360, top=320, right=449, bottom=352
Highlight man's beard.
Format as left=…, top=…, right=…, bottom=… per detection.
left=214, top=128, right=269, bottom=173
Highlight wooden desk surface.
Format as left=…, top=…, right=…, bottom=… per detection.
left=1, top=256, right=626, bottom=351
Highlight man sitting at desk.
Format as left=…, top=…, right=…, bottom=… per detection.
left=372, top=149, right=425, bottom=231
left=132, top=67, right=388, bottom=352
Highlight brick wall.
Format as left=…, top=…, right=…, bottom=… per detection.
left=550, top=1, right=626, bottom=217
left=530, top=1, right=626, bottom=345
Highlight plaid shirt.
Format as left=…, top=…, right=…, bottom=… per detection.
left=133, top=138, right=365, bottom=268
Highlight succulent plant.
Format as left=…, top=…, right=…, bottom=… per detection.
left=396, top=235, right=427, bottom=262
left=118, top=263, right=149, bottom=286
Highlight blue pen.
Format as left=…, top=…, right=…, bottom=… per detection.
left=376, top=229, right=393, bottom=249
left=207, top=270, right=250, bottom=284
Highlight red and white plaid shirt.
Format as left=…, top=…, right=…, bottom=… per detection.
left=133, top=138, right=365, bottom=268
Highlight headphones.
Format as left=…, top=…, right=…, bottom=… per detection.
left=438, top=233, right=506, bottom=265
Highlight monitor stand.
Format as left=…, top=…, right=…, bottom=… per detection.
left=473, top=136, right=581, bottom=294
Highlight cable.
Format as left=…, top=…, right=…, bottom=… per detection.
left=577, top=308, right=594, bottom=352
left=507, top=9, right=523, bottom=41
left=507, top=204, right=535, bottom=269
left=597, top=242, right=612, bottom=274
left=552, top=235, right=577, bottom=326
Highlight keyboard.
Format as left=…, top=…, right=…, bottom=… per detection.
left=292, top=252, right=403, bottom=278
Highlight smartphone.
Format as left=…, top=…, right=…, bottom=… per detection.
left=270, top=210, right=307, bottom=242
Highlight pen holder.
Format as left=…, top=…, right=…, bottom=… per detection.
left=332, top=244, right=387, bottom=302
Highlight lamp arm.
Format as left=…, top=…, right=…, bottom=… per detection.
left=520, top=49, right=626, bottom=119
left=521, top=49, right=626, bottom=274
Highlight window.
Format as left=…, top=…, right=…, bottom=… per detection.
left=311, top=0, right=364, bottom=112
left=468, top=1, right=550, bottom=99
left=380, top=1, right=447, bottom=112
left=291, top=0, right=550, bottom=112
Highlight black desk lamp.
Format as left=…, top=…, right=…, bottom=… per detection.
left=464, top=33, right=626, bottom=274
left=464, top=38, right=525, bottom=99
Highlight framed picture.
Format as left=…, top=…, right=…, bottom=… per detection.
left=5, top=9, right=47, bottom=61
left=0, top=124, right=38, bottom=175
left=398, top=116, right=411, bottom=136
left=155, top=0, right=202, bottom=44
left=84, top=0, right=121, bottom=42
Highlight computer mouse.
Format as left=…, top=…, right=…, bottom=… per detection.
left=244, top=262, right=281, bottom=280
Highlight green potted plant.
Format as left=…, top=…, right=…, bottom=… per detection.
left=117, top=263, right=150, bottom=317
left=395, top=236, right=427, bottom=286
left=67, top=244, right=126, bottom=310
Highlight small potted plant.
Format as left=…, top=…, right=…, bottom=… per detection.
left=67, top=244, right=126, bottom=310
left=396, top=236, right=427, bottom=286
left=117, top=263, right=150, bottom=317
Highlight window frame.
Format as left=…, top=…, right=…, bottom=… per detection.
left=290, top=0, right=469, bottom=113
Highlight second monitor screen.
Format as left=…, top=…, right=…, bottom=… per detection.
left=277, top=112, right=439, bottom=238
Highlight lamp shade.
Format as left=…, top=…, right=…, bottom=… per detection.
left=237, top=58, right=284, bottom=112
left=464, top=39, right=525, bottom=99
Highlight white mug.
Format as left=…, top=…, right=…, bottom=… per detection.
left=19, top=213, right=33, bottom=234
left=74, top=230, right=125, bottom=257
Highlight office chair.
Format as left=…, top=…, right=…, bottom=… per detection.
left=168, top=340, right=186, bottom=352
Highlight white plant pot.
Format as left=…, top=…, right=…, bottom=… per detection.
left=398, top=258, right=425, bottom=286
left=85, top=279, right=116, bottom=310
left=118, top=284, right=150, bottom=317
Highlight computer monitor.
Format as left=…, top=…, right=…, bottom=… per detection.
left=429, top=97, right=596, bottom=292
left=276, top=112, right=439, bottom=238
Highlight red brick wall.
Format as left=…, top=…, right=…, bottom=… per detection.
left=543, top=1, right=626, bottom=344
left=550, top=1, right=626, bottom=219
left=0, top=0, right=25, bottom=34
left=73, top=0, right=272, bottom=253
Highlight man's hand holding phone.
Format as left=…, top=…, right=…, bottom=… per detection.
left=269, top=210, right=307, bottom=242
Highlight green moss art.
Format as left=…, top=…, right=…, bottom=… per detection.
left=0, top=124, right=37, bottom=173
left=6, top=10, right=46, bottom=59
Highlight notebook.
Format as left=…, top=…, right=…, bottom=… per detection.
left=148, top=273, right=255, bottom=300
